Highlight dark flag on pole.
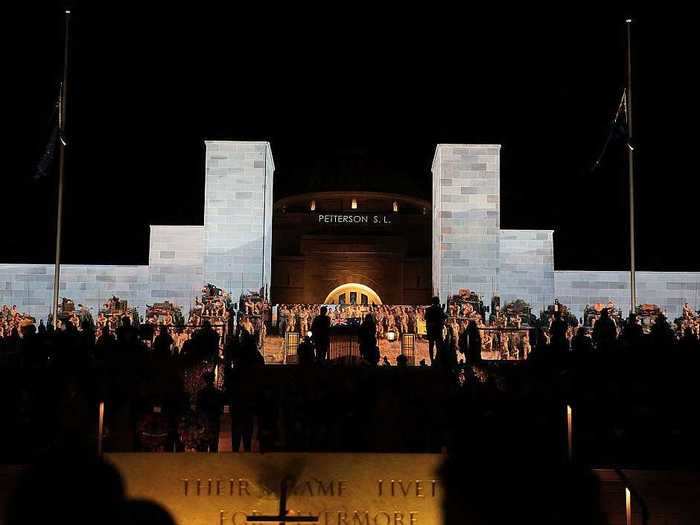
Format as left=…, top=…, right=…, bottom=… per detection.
left=592, top=89, right=628, bottom=172
left=33, top=123, right=58, bottom=180
left=33, top=86, right=63, bottom=180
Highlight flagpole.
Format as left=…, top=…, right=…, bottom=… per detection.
left=52, top=10, right=71, bottom=328
left=625, top=18, right=636, bottom=316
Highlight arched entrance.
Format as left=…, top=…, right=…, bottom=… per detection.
left=323, top=283, right=383, bottom=305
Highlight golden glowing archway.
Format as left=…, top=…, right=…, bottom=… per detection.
left=323, top=283, right=382, bottom=305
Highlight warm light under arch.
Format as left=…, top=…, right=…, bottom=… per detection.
left=323, top=283, right=383, bottom=305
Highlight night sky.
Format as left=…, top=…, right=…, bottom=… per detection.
left=4, top=3, right=698, bottom=272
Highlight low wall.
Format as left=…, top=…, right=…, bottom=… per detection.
left=0, top=264, right=149, bottom=320
left=554, top=271, right=700, bottom=319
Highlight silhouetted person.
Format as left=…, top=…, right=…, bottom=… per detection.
left=192, top=320, right=219, bottom=362
left=230, top=380, right=255, bottom=452
left=592, top=308, right=617, bottom=351
left=117, top=316, right=138, bottom=345
left=678, top=327, right=700, bottom=352
left=237, top=330, right=264, bottom=368
left=80, top=319, right=96, bottom=349
left=19, top=323, right=43, bottom=367
left=311, top=306, right=331, bottom=361
left=6, top=453, right=126, bottom=525
left=55, top=321, right=84, bottom=367
left=95, top=325, right=116, bottom=361
left=196, top=371, right=224, bottom=451
left=621, top=313, right=644, bottom=348
left=460, top=320, right=482, bottom=364
left=6, top=326, right=20, bottom=351
left=425, top=296, right=446, bottom=364
left=650, top=312, right=675, bottom=348
left=359, top=313, right=378, bottom=364
left=297, top=335, right=315, bottom=366
left=153, top=325, right=174, bottom=360
left=550, top=310, right=568, bottom=352
left=571, top=326, right=594, bottom=354
left=441, top=336, right=457, bottom=369
left=533, top=326, right=549, bottom=353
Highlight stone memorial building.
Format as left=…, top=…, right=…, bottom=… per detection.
left=1, top=141, right=698, bottom=319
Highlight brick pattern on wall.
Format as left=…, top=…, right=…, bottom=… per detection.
left=555, top=271, right=700, bottom=320
left=3, top=140, right=699, bottom=323
left=262, top=144, right=274, bottom=298
left=499, top=230, right=555, bottom=313
left=0, top=141, right=275, bottom=320
left=203, top=141, right=274, bottom=299
left=0, top=264, right=149, bottom=320
left=432, top=144, right=501, bottom=303
left=148, top=225, right=205, bottom=308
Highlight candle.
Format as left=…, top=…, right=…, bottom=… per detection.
left=566, top=404, right=573, bottom=463
left=98, top=401, right=105, bottom=457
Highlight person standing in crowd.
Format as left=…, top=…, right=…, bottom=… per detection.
left=278, top=305, right=288, bottom=335
left=296, top=335, right=315, bottom=366
left=153, top=325, right=174, bottom=360
left=229, top=377, right=256, bottom=453
left=549, top=309, right=569, bottom=352
left=94, top=325, right=115, bottom=361
left=571, top=326, right=594, bottom=354
left=239, top=315, right=254, bottom=337
left=311, top=306, right=331, bottom=361
left=621, top=313, right=644, bottom=348
left=425, top=296, right=446, bottom=365
left=299, top=308, right=310, bottom=337
left=359, top=313, right=378, bottom=364
left=650, top=312, right=675, bottom=348
left=460, top=319, right=482, bottom=364
left=678, top=326, right=700, bottom=352
left=592, top=308, right=617, bottom=351
left=117, top=316, right=138, bottom=346
left=196, top=371, right=224, bottom=452
left=192, top=320, right=219, bottom=362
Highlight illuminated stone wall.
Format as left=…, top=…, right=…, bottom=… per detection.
left=499, top=230, right=555, bottom=313
left=0, top=140, right=275, bottom=320
left=203, top=141, right=274, bottom=299
left=0, top=264, right=148, bottom=320
left=428, top=144, right=700, bottom=319
left=554, top=271, right=700, bottom=319
left=148, top=225, right=205, bottom=308
left=0, top=225, right=205, bottom=319
left=3, top=140, right=699, bottom=323
left=431, top=144, right=501, bottom=303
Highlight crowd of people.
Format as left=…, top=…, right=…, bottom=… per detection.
left=277, top=303, right=425, bottom=338
left=2, top=292, right=700, bottom=490
left=276, top=294, right=700, bottom=364
left=3, top=288, right=699, bottom=366
left=0, top=305, right=34, bottom=340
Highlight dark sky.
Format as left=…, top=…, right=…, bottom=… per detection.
left=4, top=3, right=698, bottom=271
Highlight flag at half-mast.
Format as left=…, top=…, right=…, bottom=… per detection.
left=592, top=88, right=630, bottom=171
left=33, top=84, right=66, bottom=180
